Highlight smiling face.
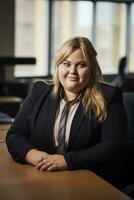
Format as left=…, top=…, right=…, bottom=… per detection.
left=58, top=48, right=90, bottom=99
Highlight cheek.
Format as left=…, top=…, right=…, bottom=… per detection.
left=80, top=69, right=90, bottom=82
left=58, top=68, right=67, bottom=83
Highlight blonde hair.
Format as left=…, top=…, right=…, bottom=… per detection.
left=52, top=36, right=107, bottom=122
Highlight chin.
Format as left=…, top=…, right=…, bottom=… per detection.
left=66, top=86, right=80, bottom=93
left=67, top=83, right=78, bottom=89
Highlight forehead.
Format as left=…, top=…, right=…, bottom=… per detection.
left=66, top=49, right=85, bottom=61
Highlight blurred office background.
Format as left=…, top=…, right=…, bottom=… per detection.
left=0, top=0, right=134, bottom=117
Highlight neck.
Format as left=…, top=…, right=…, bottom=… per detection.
left=64, top=90, right=79, bottom=101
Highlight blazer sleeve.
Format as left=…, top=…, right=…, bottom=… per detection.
left=64, top=87, right=127, bottom=181
left=6, top=81, right=49, bottom=163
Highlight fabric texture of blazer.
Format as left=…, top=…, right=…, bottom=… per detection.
left=6, top=81, right=127, bottom=188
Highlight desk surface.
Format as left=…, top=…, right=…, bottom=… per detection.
left=0, top=143, right=131, bottom=200
left=0, top=124, right=11, bottom=142
left=0, top=124, right=11, bottom=130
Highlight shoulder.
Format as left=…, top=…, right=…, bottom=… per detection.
left=99, top=82, right=123, bottom=104
left=30, top=80, right=53, bottom=99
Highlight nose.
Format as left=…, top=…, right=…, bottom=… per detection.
left=69, top=64, right=77, bottom=74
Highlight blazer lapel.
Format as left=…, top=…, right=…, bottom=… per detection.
left=47, top=96, right=59, bottom=136
left=67, top=102, right=85, bottom=150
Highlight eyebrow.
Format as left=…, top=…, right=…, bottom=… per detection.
left=65, top=59, right=86, bottom=63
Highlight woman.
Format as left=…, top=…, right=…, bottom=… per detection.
left=6, top=36, right=127, bottom=188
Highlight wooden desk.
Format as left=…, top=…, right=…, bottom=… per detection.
left=0, top=124, right=11, bottom=142
left=0, top=143, right=132, bottom=200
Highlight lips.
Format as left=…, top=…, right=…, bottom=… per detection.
left=67, top=77, right=79, bottom=81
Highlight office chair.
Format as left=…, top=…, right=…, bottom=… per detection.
left=0, top=112, right=14, bottom=124
left=123, top=93, right=134, bottom=198
left=112, top=56, right=127, bottom=88
left=123, top=93, right=134, bottom=141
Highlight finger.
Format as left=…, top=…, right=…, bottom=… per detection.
left=40, top=161, right=53, bottom=171
left=36, top=157, right=49, bottom=168
left=36, top=159, right=53, bottom=170
left=40, top=164, right=49, bottom=171
left=35, top=156, right=45, bottom=167
left=36, top=160, right=44, bottom=169
left=47, top=164, right=57, bottom=171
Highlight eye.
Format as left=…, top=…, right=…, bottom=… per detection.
left=79, top=62, right=87, bottom=68
left=62, top=62, right=70, bottom=67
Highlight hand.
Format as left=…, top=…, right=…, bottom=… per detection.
left=35, top=154, right=68, bottom=171
left=25, top=149, right=49, bottom=166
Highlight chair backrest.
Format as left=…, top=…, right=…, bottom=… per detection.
left=111, top=56, right=127, bottom=88
left=123, top=93, right=134, bottom=140
left=118, top=56, right=127, bottom=76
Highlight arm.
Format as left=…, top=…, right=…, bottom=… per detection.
left=6, top=81, right=67, bottom=169
left=6, top=81, right=49, bottom=163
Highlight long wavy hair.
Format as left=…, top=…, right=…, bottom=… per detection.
left=52, top=36, right=107, bottom=122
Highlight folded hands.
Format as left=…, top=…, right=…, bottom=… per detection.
left=25, top=149, right=68, bottom=171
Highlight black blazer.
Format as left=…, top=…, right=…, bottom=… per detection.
left=6, top=81, right=127, bottom=187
